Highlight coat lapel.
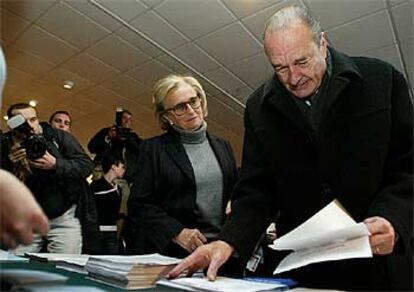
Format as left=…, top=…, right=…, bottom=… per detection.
left=164, top=132, right=195, bottom=182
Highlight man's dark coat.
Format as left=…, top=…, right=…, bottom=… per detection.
left=219, top=48, right=413, bottom=290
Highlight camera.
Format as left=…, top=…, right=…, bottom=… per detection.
left=114, top=108, right=131, bottom=139
left=7, top=114, right=48, bottom=160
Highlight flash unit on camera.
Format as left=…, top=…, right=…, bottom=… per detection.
left=7, top=114, right=26, bottom=130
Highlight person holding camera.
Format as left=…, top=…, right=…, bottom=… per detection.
left=0, top=47, right=49, bottom=250
left=87, top=109, right=142, bottom=183
left=0, top=102, right=94, bottom=254
left=87, top=109, right=142, bottom=233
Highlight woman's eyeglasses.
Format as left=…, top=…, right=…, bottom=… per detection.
left=164, top=96, right=201, bottom=116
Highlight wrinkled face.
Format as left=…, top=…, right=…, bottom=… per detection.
left=51, top=113, right=71, bottom=132
left=264, top=22, right=327, bottom=99
left=163, top=83, right=204, bottom=131
left=12, top=107, right=41, bottom=135
left=121, top=112, right=133, bottom=129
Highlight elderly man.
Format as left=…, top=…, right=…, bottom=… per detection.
left=169, top=5, right=412, bottom=291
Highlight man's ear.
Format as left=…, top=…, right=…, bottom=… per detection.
left=319, top=32, right=328, bottom=59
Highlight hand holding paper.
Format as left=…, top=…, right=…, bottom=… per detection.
left=269, top=200, right=372, bottom=274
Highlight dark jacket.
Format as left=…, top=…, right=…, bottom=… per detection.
left=125, top=129, right=238, bottom=258
left=1, top=122, right=94, bottom=219
left=219, top=48, right=413, bottom=290
left=87, top=127, right=142, bottom=182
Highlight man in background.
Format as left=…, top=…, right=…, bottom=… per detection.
left=0, top=47, right=49, bottom=249
left=88, top=108, right=142, bottom=229
left=49, top=110, right=72, bottom=133
left=170, top=5, right=412, bottom=291
left=88, top=108, right=142, bottom=183
left=1, top=103, right=94, bottom=254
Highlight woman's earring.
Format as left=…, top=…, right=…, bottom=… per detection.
left=163, top=115, right=174, bottom=126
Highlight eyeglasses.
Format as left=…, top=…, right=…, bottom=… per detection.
left=164, top=96, right=201, bottom=116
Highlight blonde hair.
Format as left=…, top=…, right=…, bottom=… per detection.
left=152, top=74, right=208, bottom=130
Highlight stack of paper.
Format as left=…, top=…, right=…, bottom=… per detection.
left=85, top=254, right=181, bottom=289
left=157, top=275, right=288, bottom=292
left=25, top=253, right=90, bottom=274
left=0, top=249, right=29, bottom=262
left=269, top=200, right=372, bottom=274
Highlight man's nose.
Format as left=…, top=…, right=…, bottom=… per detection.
left=288, top=67, right=301, bottom=86
left=27, top=122, right=36, bottom=132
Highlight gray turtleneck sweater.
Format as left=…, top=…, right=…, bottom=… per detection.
left=173, top=122, right=224, bottom=240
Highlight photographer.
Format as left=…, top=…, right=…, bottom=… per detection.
left=0, top=103, right=94, bottom=254
left=87, top=108, right=142, bottom=183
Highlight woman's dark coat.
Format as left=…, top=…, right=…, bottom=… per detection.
left=125, top=129, right=238, bottom=258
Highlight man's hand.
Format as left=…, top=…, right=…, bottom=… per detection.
left=364, top=216, right=396, bottom=255
left=173, top=228, right=207, bottom=253
left=168, top=240, right=234, bottom=280
left=29, top=151, right=56, bottom=170
left=8, top=145, right=26, bottom=163
left=0, top=170, right=49, bottom=248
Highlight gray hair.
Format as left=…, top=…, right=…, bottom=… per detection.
left=263, top=5, right=322, bottom=44
left=152, top=74, right=208, bottom=130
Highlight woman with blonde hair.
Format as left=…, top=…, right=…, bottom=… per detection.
left=124, top=74, right=238, bottom=261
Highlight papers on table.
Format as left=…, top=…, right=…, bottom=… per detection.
left=0, top=249, right=29, bottom=262
left=157, top=275, right=288, bottom=292
left=269, top=200, right=372, bottom=274
left=85, top=253, right=181, bottom=289
left=25, top=253, right=90, bottom=274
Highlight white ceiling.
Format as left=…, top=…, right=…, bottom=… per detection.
left=1, top=0, right=413, bottom=162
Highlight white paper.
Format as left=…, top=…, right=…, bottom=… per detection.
left=88, top=253, right=181, bottom=265
left=269, top=200, right=372, bottom=274
left=157, top=276, right=287, bottom=292
left=0, top=249, right=29, bottom=262
left=25, top=253, right=90, bottom=265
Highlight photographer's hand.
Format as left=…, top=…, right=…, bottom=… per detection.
left=8, top=144, right=27, bottom=163
left=29, top=151, right=56, bottom=170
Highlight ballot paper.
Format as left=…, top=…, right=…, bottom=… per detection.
left=25, top=253, right=90, bottom=274
left=0, top=249, right=29, bottom=262
left=157, top=276, right=288, bottom=292
left=269, top=200, right=372, bottom=274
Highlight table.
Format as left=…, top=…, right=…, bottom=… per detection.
left=0, top=261, right=177, bottom=291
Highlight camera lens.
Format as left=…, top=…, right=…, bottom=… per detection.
left=24, top=135, right=47, bottom=160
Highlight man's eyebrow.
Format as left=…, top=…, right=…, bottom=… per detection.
left=295, top=56, right=308, bottom=62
